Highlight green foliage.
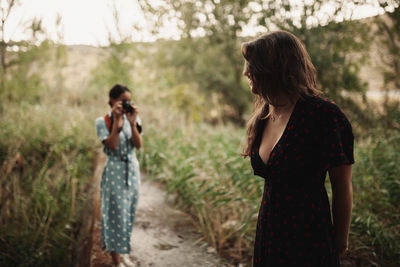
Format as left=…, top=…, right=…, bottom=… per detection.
left=88, top=3, right=136, bottom=98
left=375, top=2, right=400, bottom=89
left=169, top=82, right=205, bottom=122
left=378, top=98, right=400, bottom=132
left=138, top=0, right=255, bottom=122
left=0, top=11, right=95, bottom=264
left=141, top=38, right=249, bottom=123
left=89, top=41, right=135, bottom=92
left=138, top=0, right=376, bottom=125
left=0, top=40, right=52, bottom=104
left=351, top=132, right=400, bottom=266
left=0, top=3, right=53, bottom=105
left=260, top=0, right=372, bottom=126
left=139, top=118, right=261, bottom=264
left=0, top=101, right=98, bottom=266
left=304, top=20, right=372, bottom=128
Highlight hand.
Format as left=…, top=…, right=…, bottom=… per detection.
left=111, top=101, right=124, bottom=130
left=126, top=104, right=138, bottom=125
left=112, top=101, right=123, bottom=118
left=335, top=239, right=349, bottom=257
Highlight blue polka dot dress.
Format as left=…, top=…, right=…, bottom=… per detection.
left=95, top=111, right=142, bottom=254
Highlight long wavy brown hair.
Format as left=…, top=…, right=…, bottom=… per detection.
left=241, top=30, right=321, bottom=157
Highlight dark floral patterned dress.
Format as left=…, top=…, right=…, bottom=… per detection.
left=250, top=95, right=355, bottom=266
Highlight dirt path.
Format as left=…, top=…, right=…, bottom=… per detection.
left=90, top=153, right=229, bottom=267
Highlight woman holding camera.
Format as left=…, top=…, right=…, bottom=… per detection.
left=242, top=31, right=354, bottom=266
left=95, top=84, right=142, bottom=265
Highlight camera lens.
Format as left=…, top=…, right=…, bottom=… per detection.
left=122, top=100, right=133, bottom=113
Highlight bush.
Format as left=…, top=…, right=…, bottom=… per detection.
left=0, top=101, right=98, bottom=266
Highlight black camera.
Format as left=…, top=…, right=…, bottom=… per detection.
left=122, top=100, right=134, bottom=113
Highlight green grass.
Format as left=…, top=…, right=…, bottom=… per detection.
left=350, top=133, right=400, bottom=266
left=0, top=101, right=99, bottom=266
left=139, top=121, right=261, bottom=263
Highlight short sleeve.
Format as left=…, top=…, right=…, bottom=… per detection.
left=95, top=117, right=109, bottom=143
left=319, top=101, right=355, bottom=170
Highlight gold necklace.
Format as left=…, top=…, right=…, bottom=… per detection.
left=269, top=102, right=294, bottom=121
left=269, top=112, right=282, bottom=121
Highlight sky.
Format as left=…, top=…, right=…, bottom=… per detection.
left=2, top=0, right=387, bottom=46
left=3, top=0, right=160, bottom=45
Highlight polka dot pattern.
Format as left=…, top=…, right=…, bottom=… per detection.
left=95, top=112, right=142, bottom=254
left=250, top=95, right=354, bottom=266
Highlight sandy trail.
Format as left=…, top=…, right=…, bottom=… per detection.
left=91, top=153, right=229, bottom=267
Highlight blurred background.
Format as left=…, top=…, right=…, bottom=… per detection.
left=0, top=0, right=399, bottom=266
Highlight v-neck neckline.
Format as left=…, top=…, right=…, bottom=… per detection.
left=257, top=98, right=300, bottom=166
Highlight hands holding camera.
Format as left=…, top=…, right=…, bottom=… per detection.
left=112, top=100, right=138, bottom=127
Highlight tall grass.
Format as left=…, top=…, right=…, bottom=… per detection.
left=0, top=100, right=99, bottom=266
left=350, top=132, right=400, bottom=266
left=139, top=119, right=260, bottom=264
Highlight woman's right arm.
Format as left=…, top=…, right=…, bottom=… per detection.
left=329, top=164, right=353, bottom=257
left=103, top=101, right=123, bottom=150
left=103, top=120, right=120, bottom=150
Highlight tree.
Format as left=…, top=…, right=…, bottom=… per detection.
left=0, top=0, right=52, bottom=105
left=138, top=0, right=375, bottom=125
left=89, top=1, right=136, bottom=99
left=259, top=0, right=372, bottom=117
left=0, top=0, right=18, bottom=73
left=139, top=0, right=262, bottom=123
left=1, top=0, right=18, bottom=90
left=373, top=1, right=400, bottom=131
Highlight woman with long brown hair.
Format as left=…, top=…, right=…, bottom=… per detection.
left=242, top=31, right=354, bottom=266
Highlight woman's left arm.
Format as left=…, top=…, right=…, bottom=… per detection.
left=329, top=164, right=353, bottom=257
left=126, top=105, right=142, bottom=149
left=130, top=120, right=142, bottom=149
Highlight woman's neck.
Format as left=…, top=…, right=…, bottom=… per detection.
left=269, top=95, right=299, bottom=114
